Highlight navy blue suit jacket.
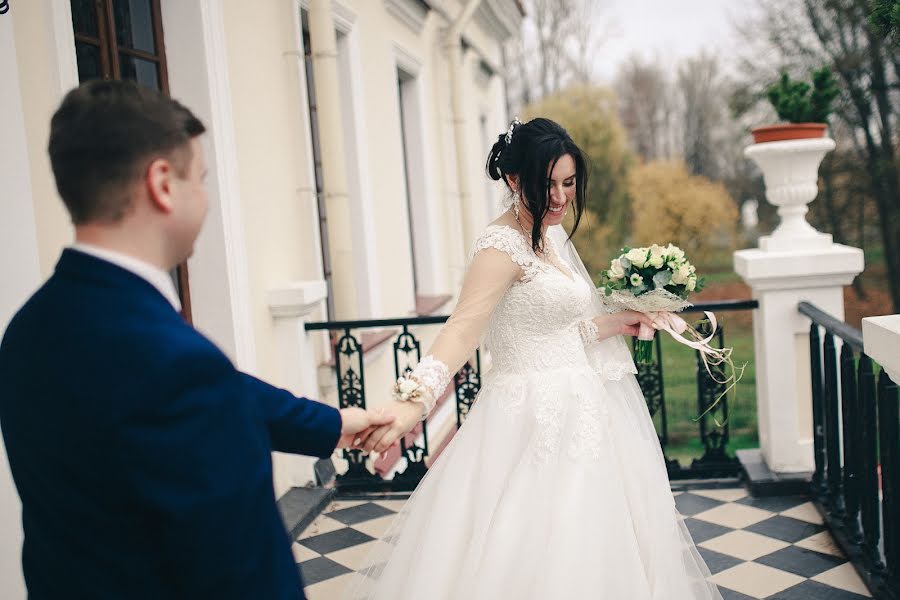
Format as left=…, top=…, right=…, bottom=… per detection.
left=0, top=249, right=342, bottom=599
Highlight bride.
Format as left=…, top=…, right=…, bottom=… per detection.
left=346, top=117, right=723, bottom=599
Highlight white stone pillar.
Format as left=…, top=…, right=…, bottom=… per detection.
left=735, top=138, right=864, bottom=474
left=267, top=281, right=329, bottom=496
left=862, top=315, right=900, bottom=385
left=0, top=11, right=38, bottom=598
left=308, top=0, right=358, bottom=319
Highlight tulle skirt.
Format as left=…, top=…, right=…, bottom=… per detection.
left=345, top=365, right=723, bottom=600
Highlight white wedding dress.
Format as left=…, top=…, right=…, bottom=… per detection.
left=346, top=224, right=722, bottom=600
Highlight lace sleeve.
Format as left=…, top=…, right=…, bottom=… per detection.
left=398, top=228, right=523, bottom=419
left=577, top=319, right=600, bottom=344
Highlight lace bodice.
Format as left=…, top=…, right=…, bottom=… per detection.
left=472, top=226, right=594, bottom=374
left=397, top=224, right=618, bottom=418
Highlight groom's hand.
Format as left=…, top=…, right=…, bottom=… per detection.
left=356, top=401, right=423, bottom=454
left=336, top=408, right=395, bottom=449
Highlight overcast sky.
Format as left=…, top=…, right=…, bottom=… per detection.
left=593, top=0, right=756, bottom=83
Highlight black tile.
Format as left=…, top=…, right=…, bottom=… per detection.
left=767, top=579, right=872, bottom=599
left=328, top=502, right=396, bottom=526
left=298, top=556, right=353, bottom=586
left=745, top=515, right=825, bottom=543
left=676, top=493, right=725, bottom=516
left=717, top=587, right=757, bottom=600
left=736, top=495, right=809, bottom=513
left=755, top=545, right=846, bottom=578
left=684, top=517, right=734, bottom=544
left=299, top=527, right=375, bottom=555
left=697, top=547, right=743, bottom=574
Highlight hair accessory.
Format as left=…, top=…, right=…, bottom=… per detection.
left=505, top=117, right=522, bottom=146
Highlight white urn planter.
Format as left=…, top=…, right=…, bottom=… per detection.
left=744, top=138, right=835, bottom=252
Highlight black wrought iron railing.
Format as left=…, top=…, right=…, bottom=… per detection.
left=799, top=301, right=899, bottom=600
left=637, top=300, right=758, bottom=480
left=306, top=299, right=757, bottom=493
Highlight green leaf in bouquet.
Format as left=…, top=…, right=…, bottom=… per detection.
left=652, top=271, right=672, bottom=289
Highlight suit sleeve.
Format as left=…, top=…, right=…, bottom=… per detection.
left=239, top=372, right=342, bottom=457
left=120, top=350, right=304, bottom=596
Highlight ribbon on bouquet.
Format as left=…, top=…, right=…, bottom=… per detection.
left=638, top=311, right=745, bottom=423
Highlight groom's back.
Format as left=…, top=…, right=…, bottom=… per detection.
left=0, top=253, right=216, bottom=598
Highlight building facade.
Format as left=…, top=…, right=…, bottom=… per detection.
left=0, top=0, right=522, bottom=595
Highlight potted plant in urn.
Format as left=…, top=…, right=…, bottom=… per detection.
left=751, top=67, right=840, bottom=144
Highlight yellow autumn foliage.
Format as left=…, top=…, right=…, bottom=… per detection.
left=523, top=85, right=633, bottom=273
left=629, top=161, right=738, bottom=264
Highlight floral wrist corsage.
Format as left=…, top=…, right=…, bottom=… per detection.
left=392, top=375, right=431, bottom=420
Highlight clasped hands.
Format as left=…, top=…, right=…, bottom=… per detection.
left=337, top=401, right=424, bottom=453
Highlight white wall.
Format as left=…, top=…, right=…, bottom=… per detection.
left=0, top=11, right=40, bottom=599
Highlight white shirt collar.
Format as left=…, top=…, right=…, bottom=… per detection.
left=70, top=243, right=182, bottom=312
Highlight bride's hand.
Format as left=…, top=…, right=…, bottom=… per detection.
left=616, top=310, right=658, bottom=337
left=592, top=311, right=658, bottom=340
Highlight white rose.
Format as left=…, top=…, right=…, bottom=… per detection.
left=666, top=244, right=685, bottom=262
left=625, top=247, right=648, bottom=268
left=672, top=264, right=692, bottom=285
left=686, top=275, right=697, bottom=292
left=398, top=378, right=419, bottom=395
left=630, top=273, right=644, bottom=286
left=608, top=259, right=625, bottom=280
left=648, top=244, right=666, bottom=269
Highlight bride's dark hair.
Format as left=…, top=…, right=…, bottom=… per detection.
left=485, top=117, right=588, bottom=251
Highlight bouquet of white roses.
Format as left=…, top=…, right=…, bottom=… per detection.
left=600, top=244, right=703, bottom=363
left=599, top=243, right=744, bottom=420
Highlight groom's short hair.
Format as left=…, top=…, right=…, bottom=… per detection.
left=48, top=80, right=206, bottom=225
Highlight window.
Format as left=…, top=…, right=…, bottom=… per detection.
left=70, top=0, right=192, bottom=321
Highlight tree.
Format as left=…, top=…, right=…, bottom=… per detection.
left=870, top=0, right=900, bottom=44
left=510, top=0, right=609, bottom=109
left=629, top=161, right=739, bottom=264
left=677, top=52, right=729, bottom=180
left=735, top=0, right=900, bottom=311
left=615, top=55, right=677, bottom=161
left=523, top=85, right=634, bottom=274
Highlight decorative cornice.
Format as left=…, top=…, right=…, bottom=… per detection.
left=474, top=0, right=522, bottom=42
left=384, top=0, right=431, bottom=34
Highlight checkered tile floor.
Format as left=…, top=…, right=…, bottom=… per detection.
left=294, top=488, right=873, bottom=599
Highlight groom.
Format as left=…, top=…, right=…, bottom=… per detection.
left=0, top=81, right=391, bottom=599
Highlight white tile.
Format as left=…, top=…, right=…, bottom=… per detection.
left=711, top=562, right=805, bottom=598
left=693, top=503, right=773, bottom=529
left=691, top=488, right=748, bottom=503
left=326, top=540, right=388, bottom=571
left=304, top=572, right=358, bottom=600
left=699, top=530, right=790, bottom=561
left=779, top=501, right=824, bottom=525
left=292, top=542, right=320, bottom=563
left=373, top=499, right=408, bottom=513
left=326, top=500, right=367, bottom=513
left=812, top=562, right=873, bottom=597
left=794, top=530, right=844, bottom=558
left=351, top=515, right=397, bottom=539
left=299, top=515, right=346, bottom=540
